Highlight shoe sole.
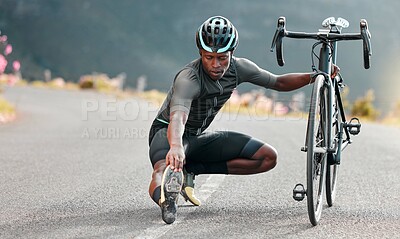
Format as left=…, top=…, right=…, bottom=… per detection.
left=160, top=166, right=183, bottom=224
left=160, top=166, right=183, bottom=203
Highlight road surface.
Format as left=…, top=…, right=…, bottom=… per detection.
left=0, top=86, right=399, bottom=238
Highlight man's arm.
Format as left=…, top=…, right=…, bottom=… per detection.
left=271, top=73, right=314, bottom=92
left=165, top=68, right=199, bottom=172
left=166, top=110, right=188, bottom=172
left=272, top=65, right=340, bottom=92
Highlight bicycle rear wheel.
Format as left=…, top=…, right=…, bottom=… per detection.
left=306, top=76, right=327, bottom=226
left=326, top=91, right=341, bottom=206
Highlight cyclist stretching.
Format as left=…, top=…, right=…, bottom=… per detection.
left=148, top=16, right=338, bottom=224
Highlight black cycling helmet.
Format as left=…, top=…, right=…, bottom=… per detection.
left=196, top=16, right=239, bottom=53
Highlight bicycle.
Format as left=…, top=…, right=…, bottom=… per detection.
left=270, top=16, right=372, bottom=226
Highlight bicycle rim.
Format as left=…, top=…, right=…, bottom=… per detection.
left=306, top=76, right=327, bottom=226
left=326, top=95, right=341, bottom=206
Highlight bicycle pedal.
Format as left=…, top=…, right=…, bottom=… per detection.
left=346, top=117, right=361, bottom=135
left=293, top=183, right=306, bottom=201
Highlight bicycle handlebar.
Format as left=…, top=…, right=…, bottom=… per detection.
left=270, top=17, right=372, bottom=69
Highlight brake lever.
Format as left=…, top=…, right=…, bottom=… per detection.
left=360, top=19, right=372, bottom=55
left=270, top=16, right=286, bottom=52
left=270, top=28, right=280, bottom=52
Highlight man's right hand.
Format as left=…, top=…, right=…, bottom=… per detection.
left=166, top=145, right=185, bottom=172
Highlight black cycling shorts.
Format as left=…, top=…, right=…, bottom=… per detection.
left=148, top=121, right=265, bottom=175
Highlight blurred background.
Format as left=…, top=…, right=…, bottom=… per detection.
left=0, top=0, right=399, bottom=115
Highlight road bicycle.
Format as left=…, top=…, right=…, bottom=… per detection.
left=270, top=16, right=372, bottom=226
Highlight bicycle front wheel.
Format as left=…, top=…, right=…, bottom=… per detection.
left=306, top=76, right=327, bottom=226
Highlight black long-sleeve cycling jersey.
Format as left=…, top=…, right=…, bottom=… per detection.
left=154, top=56, right=277, bottom=135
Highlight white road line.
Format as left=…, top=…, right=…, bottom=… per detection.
left=134, top=174, right=226, bottom=239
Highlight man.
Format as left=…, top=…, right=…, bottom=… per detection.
left=148, top=16, right=336, bottom=224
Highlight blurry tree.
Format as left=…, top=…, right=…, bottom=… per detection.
left=382, top=100, right=400, bottom=125
left=351, top=89, right=380, bottom=120
left=393, top=101, right=400, bottom=116
left=340, top=86, right=351, bottom=112
left=0, top=29, right=19, bottom=121
left=0, top=31, right=21, bottom=87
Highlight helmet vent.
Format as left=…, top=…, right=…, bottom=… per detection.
left=207, top=36, right=213, bottom=46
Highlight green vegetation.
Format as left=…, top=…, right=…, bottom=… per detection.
left=340, top=87, right=351, bottom=113
left=135, top=90, right=167, bottom=106
left=0, top=95, right=15, bottom=123
left=382, top=101, right=400, bottom=126
left=0, top=96, right=14, bottom=113
left=80, top=74, right=109, bottom=92
left=351, top=89, right=380, bottom=121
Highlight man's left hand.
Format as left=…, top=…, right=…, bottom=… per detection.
left=331, top=64, right=340, bottom=78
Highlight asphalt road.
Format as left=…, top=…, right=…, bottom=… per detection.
left=0, top=86, right=399, bottom=239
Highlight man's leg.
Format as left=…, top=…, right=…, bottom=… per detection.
left=226, top=143, right=277, bottom=175
left=184, top=131, right=277, bottom=175
left=180, top=168, right=201, bottom=206
left=148, top=160, right=166, bottom=205
left=148, top=127, right=169, bottom=205
left=148, top=127, right=186, bottom=224
left=148, top=159, right=184, bottom=224
left=149, top=159, right=201, bottom=207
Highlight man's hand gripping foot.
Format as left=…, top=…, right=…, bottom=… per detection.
left=160, top=165, right=183, bottom=224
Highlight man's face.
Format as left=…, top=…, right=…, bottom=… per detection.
left=200, top=49, right=231, bottom=81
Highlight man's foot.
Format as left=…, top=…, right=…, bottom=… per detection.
left=180, top=170, right=201, bottom=206
left=160, top=166, right=183, bottom=224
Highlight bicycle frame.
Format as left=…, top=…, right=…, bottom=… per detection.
left=323, top=43, right=359, bottom=158
left=316, top=38, right=345, bottom=155
left=304, top=41, right=349, bottom=157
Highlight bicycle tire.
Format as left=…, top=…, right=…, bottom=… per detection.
left=326, top=93, right=341, bottom=206
left=306, top=75, right=327, bottom=226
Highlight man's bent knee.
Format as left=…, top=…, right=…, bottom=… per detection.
left=257, top=144, right=278, bottom=172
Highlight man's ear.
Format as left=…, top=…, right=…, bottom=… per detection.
left=199, top=50, right=202, bottom=56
